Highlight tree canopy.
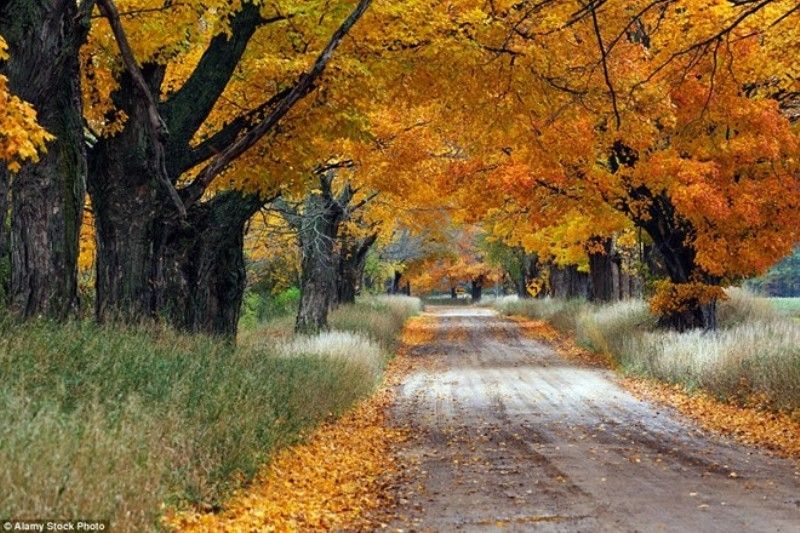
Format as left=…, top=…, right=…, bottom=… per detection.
left=1, top=0, right=799, bottom=333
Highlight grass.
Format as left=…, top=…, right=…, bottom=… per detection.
left=494, top=289, right=800, bottom=413
left=0, top=296, right=420, bottom=531
left=766, top=297, right=800, bottom=318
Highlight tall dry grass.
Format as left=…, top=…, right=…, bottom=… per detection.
left=0, top=296, right=420, bottom=531
left=494, top=289, right=800, bottom=412
left=493, top=295, right=586, bottom=333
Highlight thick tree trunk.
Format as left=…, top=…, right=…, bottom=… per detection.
left=588, top=237, right=616, bottom=302
left=390, top=270, right=403, bottom=294
left=294, top=183, right=345, bottom=334
left=0, top=167, right=9, bottom=300
left=451, top=286, right=458, bottom=299
left=548, top=264, right=589, bottom=299
left=88, top=71, right=166, bottom=323
left=515, top=277, right=527, bottom=298
left=336, top=233, right=376, bottom=305
left=471, top=275, right=484, bottom=302
left=1, top=1, right=91, bottom=318
left=514, top=252, right=539, bottom=298
left=155, top=192, right=260, bottom=337
left=638, top=193, right=717, bottom=330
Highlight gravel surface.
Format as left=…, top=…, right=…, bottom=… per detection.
left=389, top=307, right=800, bottom=532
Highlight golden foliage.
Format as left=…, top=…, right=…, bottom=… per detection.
left=166, top=377, right=406, bottom=532
left=0, top=36, right=53, bottom=171
left=649, top=281, right=728, bottom=316
left=400, top=315, right=438, bottom=347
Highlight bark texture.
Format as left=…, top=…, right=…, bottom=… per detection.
left=1, top=0, right=92, bottom=318
left=588, top=238, right=616, bottom=302
left=291, top=173, right=350, bottom=334
left=548, top=264, right=590, bottom=299
left=637, top=193, right=717, bottom=330
left=156, top=192, right=261, bottom=337
left=336, top=233, right=377, bottom=305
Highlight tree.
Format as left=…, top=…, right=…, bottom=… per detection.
left=83, top=0, right=372, bottom=335
left=413, top=0, right=800, bottom=329
left=0, top=2, right=94, bottom=318
left=277, top=167, right=361, bottom=334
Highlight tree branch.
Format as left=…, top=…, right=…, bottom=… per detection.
left=587, top=0, right=621, bottom=129
left=96, top=0, right=186, bottom=217
left=179, top=0, right=373, bottom=208
left=179, top=87, right=292, bottom=172
left=162, top=3, right=290, bottom=158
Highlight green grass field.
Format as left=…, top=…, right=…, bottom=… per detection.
left=767, top=297, right=800, bottom=318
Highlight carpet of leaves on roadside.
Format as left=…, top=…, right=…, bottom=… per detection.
left=164, top=315, right=436, bottom=531
left=622, top=378, right=800, bottom=459
left=511, top=315, right=800, bottom=461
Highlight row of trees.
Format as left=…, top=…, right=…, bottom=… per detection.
left=2, top=0, right=799, bottom=336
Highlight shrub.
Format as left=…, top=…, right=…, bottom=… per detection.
left=239, top=287, right=301, bottom=329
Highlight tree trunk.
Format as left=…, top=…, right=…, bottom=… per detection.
left=390, top=270, right=403, bottom=294
left=294, top=180, right=346, bottom=334
left=638, top=193, right=717, bottom=330
left=336, top=233, right=377, bottom=305
left=0, top=167, right=10, bottom=301
left=88, top=70, right=166, bottom=323
left=548, top=264, right=589, bottom=299
left=514, top=252, right=539, bottom=298
left=154, top=192, right=260, bottom=338
left=1, top=1, right=92, bottom=318
left=588, top=237, right=616, bottom=302
left=471, top=275, right=484, bottom=302
left=450, top=286, right=457, bottom=299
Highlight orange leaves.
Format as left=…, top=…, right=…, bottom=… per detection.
left=165, top=355, right=412, bottom=532
left=649, top=281, right=727, bottom=317
left=622, top=378, right=800, bottom=460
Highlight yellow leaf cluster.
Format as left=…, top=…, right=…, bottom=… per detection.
left=0, top=36, right=53, bottom=172
left=649, top=281, right=728, bottom=316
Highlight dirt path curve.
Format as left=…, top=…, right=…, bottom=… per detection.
left=388, top=307, right=800, bottom=532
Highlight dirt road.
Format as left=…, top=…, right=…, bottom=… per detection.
left=388, top=307, right=800, bottom=532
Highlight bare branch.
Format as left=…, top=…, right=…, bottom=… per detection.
left=587, top=0, right=621, bottom=129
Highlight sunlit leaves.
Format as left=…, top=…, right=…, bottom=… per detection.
left=0, top=36, right=53, bottom=172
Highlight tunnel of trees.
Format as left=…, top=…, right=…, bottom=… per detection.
left=1, top=0, right=799, bottom=337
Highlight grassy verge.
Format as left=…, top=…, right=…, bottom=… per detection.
left=0, top=296, right=420, bottom=531
left=494, top=290, right=800, bottom=414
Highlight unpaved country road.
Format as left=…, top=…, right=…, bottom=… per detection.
left=388, top=307, right=800, bottom=532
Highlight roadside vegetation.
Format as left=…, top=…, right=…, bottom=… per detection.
left=495, top=290, right=800, bottom=414
left=0, top=296, right=420, bottom=531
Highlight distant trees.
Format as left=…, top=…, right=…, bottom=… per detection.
left=747, top=249, right=800, bottom=297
